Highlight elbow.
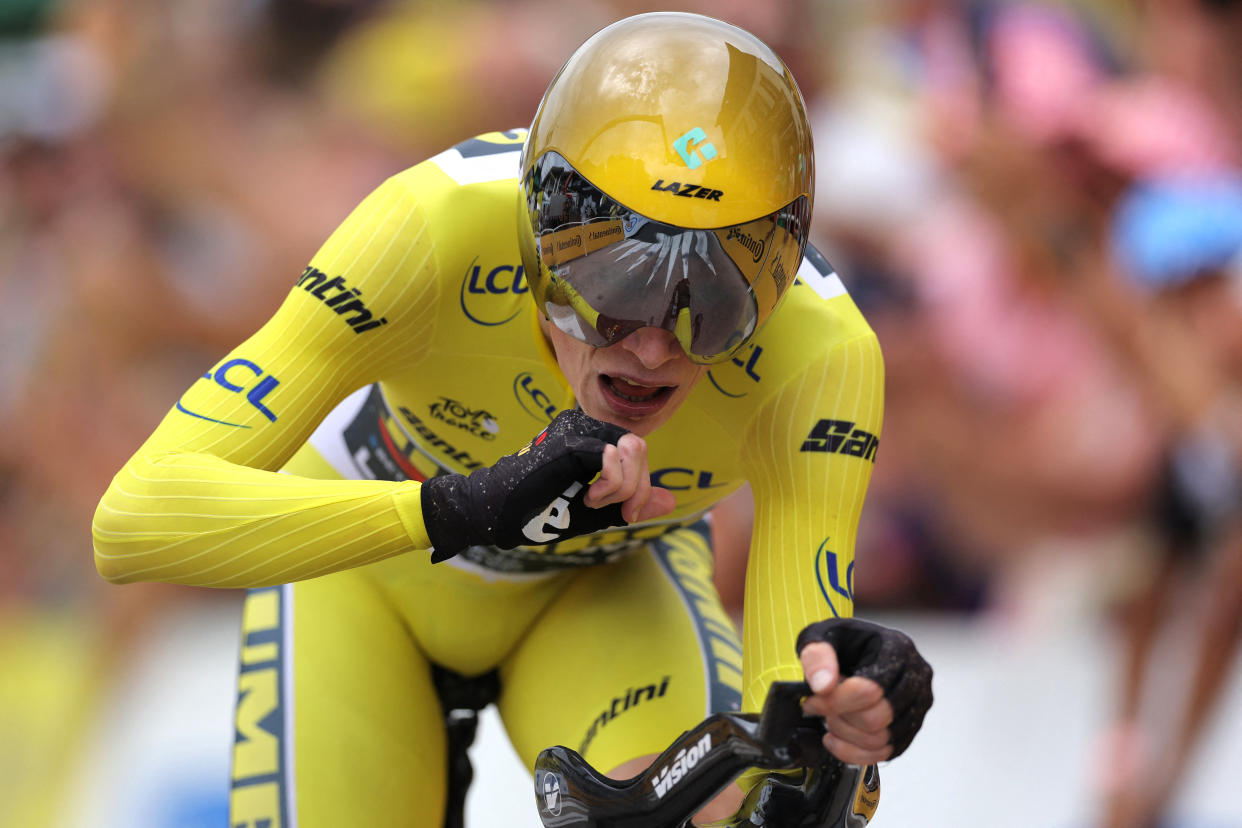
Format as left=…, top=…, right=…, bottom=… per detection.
left=93, top=549, right=134, bottom=585
left=94, top=555, right=131, bottom=585
left=91, top=503, right=138, bottom=585
left=92, top=532, right=136, bottom=585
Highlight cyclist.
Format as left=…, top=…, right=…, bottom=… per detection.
left=92, top=12, right=933, bottom=826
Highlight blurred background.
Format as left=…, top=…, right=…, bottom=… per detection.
left=2, top=0, right=1241, bottom=826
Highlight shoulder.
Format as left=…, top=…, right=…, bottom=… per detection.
left=783, top=245, right=873, bottom=339
left=289, top=131, right=530, bottom=354
left=691, top=244, right=881, bottom=425
left=312, top=129, right=527, bottom=259
left=371, top=129, right=527, bottom=259
left=712, top=245, right=877, bottom=381
left=761, top=244, right=881, bottom=370
left=404, top=129, right=528, bottom=192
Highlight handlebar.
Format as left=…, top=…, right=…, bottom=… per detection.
left=532, top=681, right=879, bottom=828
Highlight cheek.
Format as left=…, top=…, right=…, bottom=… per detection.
left=553, top=341, right=596, bottom=390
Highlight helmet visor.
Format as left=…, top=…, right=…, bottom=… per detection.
left=524, top=151, right=809, bottom=364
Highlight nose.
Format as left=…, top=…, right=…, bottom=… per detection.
left=619, top=326, right=685, bottom=369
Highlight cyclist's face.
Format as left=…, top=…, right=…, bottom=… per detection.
left=540, top=316, right=706, bottom=436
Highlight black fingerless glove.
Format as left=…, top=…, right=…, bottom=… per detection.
left=420, top=409, right=629, bottom=562
left=796, top=618, right=934, bottom=759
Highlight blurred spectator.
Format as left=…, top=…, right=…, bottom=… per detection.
left=1130, top=0, right=1242, bottom=149
left=1090, top=173, right=1242, bottom=828
left=914, top=7, right=1242, bottom=819
left=955, top=10, right=1242, bottom=817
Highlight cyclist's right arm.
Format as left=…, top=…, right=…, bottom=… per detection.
left=92, top=171, right=443, bottom=589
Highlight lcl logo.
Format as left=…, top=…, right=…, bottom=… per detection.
left=176, top=357, right=281, bottom=428
left=514, top=372, right=558, bottom=423
left=459, top=259, right=528, bottom=326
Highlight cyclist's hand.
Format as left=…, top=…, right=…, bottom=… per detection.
left=584, top=432, right=676, bottom=523
left=420, top=409, right=674, bottom=561
left=796, top=618, right=933, bottom=765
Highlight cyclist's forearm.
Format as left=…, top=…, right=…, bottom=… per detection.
left=92, top=449, right=430, bottom=588
left=737, top=335, right=880, bottom=711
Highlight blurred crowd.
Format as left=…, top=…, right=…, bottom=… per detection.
left=2, top=0, right=1240, bottom=826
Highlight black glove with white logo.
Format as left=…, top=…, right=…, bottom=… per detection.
left=796, top=618, right=933, bottom=759
left=420, top=409, right=628, bottom=562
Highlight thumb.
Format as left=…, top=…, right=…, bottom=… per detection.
left=633, top=486, right=677, bottom=522
left=800, top=641, right=840, bottom=694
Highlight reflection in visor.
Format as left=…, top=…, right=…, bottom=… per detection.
left=525, top=151, right=809, bottom=363
left=565, top=227, right=755, bottom=357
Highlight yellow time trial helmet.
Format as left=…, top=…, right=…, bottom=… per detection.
left=517, top=12, right=814, bottom=364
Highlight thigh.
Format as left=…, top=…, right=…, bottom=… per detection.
left=229, top=575, right=446, bottom=828
left=498, top=523, right=743, bottom=776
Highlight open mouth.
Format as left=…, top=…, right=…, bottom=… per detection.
left=601, top=374, right=674, bottom=405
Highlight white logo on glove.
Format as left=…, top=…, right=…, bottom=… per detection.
left=523, top=481, right=583, bottom=543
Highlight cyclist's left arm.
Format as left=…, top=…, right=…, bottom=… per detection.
left=740, top=325, right=930, bottom=764
left=738, top=328, right=884, bottom=701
